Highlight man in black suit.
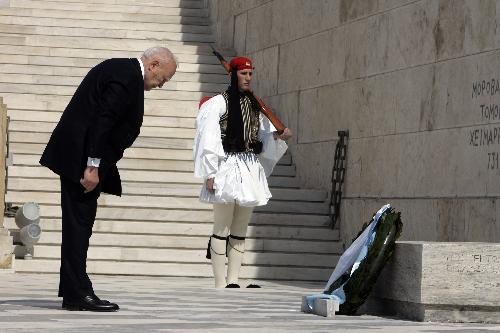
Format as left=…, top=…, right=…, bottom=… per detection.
left=40, top=47, right=177, bottom=311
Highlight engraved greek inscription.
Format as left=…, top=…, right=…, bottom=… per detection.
left=445, top=253, right=500, bottom=273
left=472, top=78, right=500, bottom=99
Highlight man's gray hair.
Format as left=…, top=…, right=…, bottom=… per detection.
left=142, top=46, right=178, bottom=67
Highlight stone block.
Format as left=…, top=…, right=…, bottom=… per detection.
left=339, top=0, right=378, bottom=24
left=343, top=139, right=362, bottom=197
left=378, top=0, right=417, bottom=12
left=297, top=81, right=353, bottom=143
left=245, top=2, right=273, bottom=53
left=364, top=241, right=500, bottom=323
left=278, top=27, right=345, bottom=93
left=343, top=19, right=369, bottom=80
left=263, top=92, right=299, bottom=145
left=248, top=46, right=278, bottom=98
left=464, top=0, right=496, bottom=54
left=361, top=74, right=397, bottom=137
left=0, top=229, right=13, bottom=269
left=293, top=141, right=335, bottom=191
left=270, top=0, right=340, bottom=45
left=495, top=201, right=500, bottom=242
left=366, top=2, right=438, bottom=76
left=435, top=199, right=497, bottom=242
left=0, top=0, right=9, bottom=7
left=214, top=0, right=234, bottom=50
left=233, top=12, right=247, bottom=54
left=232, top=0, right=271, bottom=15
left=301, top=296, right=339, bottom=318
left=435, top=0, right=466, bottom=60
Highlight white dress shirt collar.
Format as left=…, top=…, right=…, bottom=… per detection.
left=137, top=58, right=144, bottom=79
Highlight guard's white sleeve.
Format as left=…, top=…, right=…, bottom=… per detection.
left=258, top=114, right=288, bottom=177
left=193, top=95, right=226, bottom=180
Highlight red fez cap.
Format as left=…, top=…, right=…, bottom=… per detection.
left=199, top=96, right=212, bottom=109
left=229, top=57, right=254, bottom=71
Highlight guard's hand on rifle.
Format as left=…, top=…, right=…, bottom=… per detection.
left=273, top=128, right=293, bottom=141
left=206, top=178, right=215, bottom=193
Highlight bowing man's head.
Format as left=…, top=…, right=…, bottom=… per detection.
left=141, top=47, right=178, bottom=91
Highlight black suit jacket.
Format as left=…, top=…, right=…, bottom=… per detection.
left=40, top=58, right=144, bottom=196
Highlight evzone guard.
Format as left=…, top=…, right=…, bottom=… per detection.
left=193, top=55, right=293, bottom=288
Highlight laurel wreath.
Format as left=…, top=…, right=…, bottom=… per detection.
left=325, top=208, right=403, bottom=315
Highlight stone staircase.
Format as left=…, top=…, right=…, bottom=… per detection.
left=0, top=0, right=341, bottom=281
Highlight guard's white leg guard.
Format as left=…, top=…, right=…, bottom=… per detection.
left=210, top=203, right=235, bottom=288
left=209, top=235, right=227, bottom=288
left=226, top=235, right=246, bottom=285
left=226, top=205, right=253, bottom=286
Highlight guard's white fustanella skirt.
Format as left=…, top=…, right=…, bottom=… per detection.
left=199, top=152, right=271, bottom=207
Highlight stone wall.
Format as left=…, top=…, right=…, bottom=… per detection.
left=0, top=97, right=13, bottom=269
left=209, top=0, right=500, bottom=244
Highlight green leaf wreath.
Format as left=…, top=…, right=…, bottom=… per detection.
left=325, top=207, right=403, bottom=315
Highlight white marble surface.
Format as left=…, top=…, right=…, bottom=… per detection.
left=367, top=241, right=500, bottom=323
left=1, top=272, right=500, bottom=332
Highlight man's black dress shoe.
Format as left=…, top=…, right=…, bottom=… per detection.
left=225, top=283, right=240, bottom=288
left=63, top=294, right=115, bottom=307
left=92, top=293, right=112, bottom=305
left=62, top=295, right=119, bottom=311
left=246, top=284, right=261, bottom=288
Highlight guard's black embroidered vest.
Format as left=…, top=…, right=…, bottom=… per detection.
left=220, top=91, right=261, bottom=153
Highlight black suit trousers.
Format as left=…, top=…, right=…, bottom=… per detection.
left=58, top=177, right=101, bottom=300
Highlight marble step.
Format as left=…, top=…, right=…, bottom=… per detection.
left=10, top=131, right=194, bottom=150
left=0, top=73, right=227, bottom=93
left=10, top=155, right=195, bottom=172
left=6, top=190, right=329, bottom=215
left=24, top=245, right=340, bottom=268
left=9, top=132, right=293, bottom=172
left=0, top=53, right=225, bottom=72
left=43, top=0, right=206, bottom=9
left=0, top=82, right=219, bottom=100
left=0, top=8, right=210, bottom=26
left=10, top=121, right=196, bottom=138
left=0, top=63, right=229, bottom=84
left=9, top=143, right=190, bottom=160
left=5, top=218, right=338, bottom=241
left=8, top=153, right=296, bottom=177
left=0, top=23, right=215, bottom=43
left=13, top=258, right=333, bottom=281
left=0, top=33, right=218, bottom=55
left=7, top=143, right=293, bottom=174
left=8, top=110, right=196, bottom=128
left=6, top=161, right=298, bottom=188
left=7, top=148, right=292, bottom=167
left=7, top=179, right=323, bottom=203
left=11, top=152, right=290, bottom=169
left=0, top=45, right=230, bottom=67
left=1, top=94, right=200, bottom=116
left=10, top=0, right=209, bottom=17
left=0, top=54, right=227, bottom=74
left=0, top=15, right=210, bottom=34
left=7, top=203, right=328, bottom=226
left=8, top=166, right=200, bottom=184
left=22, top=231, right=341, bottom=254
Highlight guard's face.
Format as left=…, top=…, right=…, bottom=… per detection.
left=144, top=60, right=176, bottom=91
left=236, top=69, right=252, bottom=92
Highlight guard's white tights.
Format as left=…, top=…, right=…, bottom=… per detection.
left=210, top=203, right=254, bottom=288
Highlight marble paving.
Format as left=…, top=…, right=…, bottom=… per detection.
left=0, top=273, right=499, bottom=333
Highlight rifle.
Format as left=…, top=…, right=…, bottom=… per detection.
left=210, top=45, right=286, bottom=134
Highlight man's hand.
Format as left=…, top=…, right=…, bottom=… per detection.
left=80, top=166, right=99, bottom=193
left=206, top=178, right=215, bottom=194
left=273, top=127, right=293, bottom=141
